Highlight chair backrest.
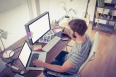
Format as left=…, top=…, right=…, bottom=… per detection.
left=78, top=32, right=99, bottom=73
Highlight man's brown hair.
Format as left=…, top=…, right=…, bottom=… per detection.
left=68, top=19, right=88, bottom=36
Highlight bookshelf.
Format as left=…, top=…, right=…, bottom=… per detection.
left=92, top=0, right=116, bottom=33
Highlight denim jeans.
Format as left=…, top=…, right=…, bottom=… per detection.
left=43, top=51, right=72, bottom=77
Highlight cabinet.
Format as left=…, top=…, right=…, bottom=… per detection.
left=92, top=0, right=116, bottom=33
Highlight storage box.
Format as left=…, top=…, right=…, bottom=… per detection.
left=97, top=0, right=105, bottom=7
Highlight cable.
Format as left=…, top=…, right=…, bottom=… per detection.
left=9, top=40, right=30, bottom=59
left=9, top=46, right=23, bottom=59
left=6, top=58, right=26, bottom=75
left=6, top=41, right=30, bottom=75
left=6, top=58, right=18, bottom=65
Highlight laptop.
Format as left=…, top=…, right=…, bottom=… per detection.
left=18, top=41, right=47, bottom=70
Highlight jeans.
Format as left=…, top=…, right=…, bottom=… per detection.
left=43, top=51, right=72, bottom=77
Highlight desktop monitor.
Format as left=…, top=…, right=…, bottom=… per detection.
left=25, top=11, right=51, bottom=45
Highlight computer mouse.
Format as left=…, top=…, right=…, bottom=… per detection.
left=20, top=71, right=25, bottom=74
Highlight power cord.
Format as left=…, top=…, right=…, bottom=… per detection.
left=9, top=40, right=30, bottom=59
left=9, top=46, right=23, bottom=59
left=6, top=58, right=26, bottom=75
left=6, top=42, right=29, bottom=75
left=6, top=41, right=30, bottom=75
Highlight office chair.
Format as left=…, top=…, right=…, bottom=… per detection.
left=47, top=32, right=99, bottom=77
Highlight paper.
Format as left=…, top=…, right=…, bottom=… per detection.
left=27, top=31, right=33, bottom=39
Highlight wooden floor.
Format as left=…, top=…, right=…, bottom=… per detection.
left=81, top=23, right=116, bottom=77
left=38, top=23, right=116, bottom=77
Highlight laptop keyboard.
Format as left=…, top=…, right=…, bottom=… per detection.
left=29, top=53, right=39, bottom=67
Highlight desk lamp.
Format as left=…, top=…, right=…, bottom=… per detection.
left=0, top=29, right=14, bottom=58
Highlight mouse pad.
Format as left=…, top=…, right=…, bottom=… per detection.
left=0, top=58, right=6, bottom=73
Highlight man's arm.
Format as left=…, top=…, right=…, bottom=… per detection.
left=62, top=29, right=76, bottom=41
left=33, top=59, right=73, bottom=72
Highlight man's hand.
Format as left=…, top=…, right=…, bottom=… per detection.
left=62, top=28, right=71, bottom=36
left=33, top=59, right=73, bottom=72
left=33, top=59, right=44, bottom=67
left=62, top=29, right=76, bottom=41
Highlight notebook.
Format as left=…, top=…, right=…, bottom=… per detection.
left=18, top=41, right=47, bottom=70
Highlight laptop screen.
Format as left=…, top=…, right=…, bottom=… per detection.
left=19, top=41, right=31, bottom=67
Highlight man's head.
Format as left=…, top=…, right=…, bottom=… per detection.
left=68, top=19, right=87, bottom=38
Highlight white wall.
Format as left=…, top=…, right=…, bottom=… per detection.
left=0, top=0, right=30, bottom=51
left=39, top=0, right=96, bottom=23
left=30, top=0, right=38, bottom=18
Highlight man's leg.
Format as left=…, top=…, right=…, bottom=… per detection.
left=55, top=51, right=68, bottom=61
left=43, top=60, right=62, bottom=77
left=43, top=51, right=69, bottom=77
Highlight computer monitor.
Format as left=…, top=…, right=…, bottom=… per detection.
left=25, top=11, right=51, bottom=45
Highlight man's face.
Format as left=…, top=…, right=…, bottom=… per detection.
left=72, top=32, right=76, bottom=38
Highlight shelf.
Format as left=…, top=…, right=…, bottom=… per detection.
left=95, top=13, right=116, bottom=22
left=93, top=2, right=115, bottom=34
left=93, top=23, right=114, bottom=33
left=98, top=3, right=116, bottom=10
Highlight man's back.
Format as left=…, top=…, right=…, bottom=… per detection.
left=64, top=34, right=91, bottom=74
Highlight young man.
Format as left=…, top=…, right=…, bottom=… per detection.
left=33, top=19, right=92, bottom=77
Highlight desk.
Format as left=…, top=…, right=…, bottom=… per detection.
left=0, top=24, right=71, bottom=77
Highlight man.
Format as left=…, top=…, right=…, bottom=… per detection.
left=33, top=19, right=92, bottom=77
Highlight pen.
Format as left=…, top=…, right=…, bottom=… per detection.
left=62, top=27, right=65, bottom=32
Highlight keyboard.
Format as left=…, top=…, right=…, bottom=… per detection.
left=29, top=53, right=39, bottom=67
left=42, top=36, right=61, bottom=52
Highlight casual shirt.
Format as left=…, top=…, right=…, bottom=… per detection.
left=64, top=34, right=92, bottom=74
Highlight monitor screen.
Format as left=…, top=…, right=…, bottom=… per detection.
left=19, top=41, right=31, bottom=67
left=25, top=12, right=51, bottom=45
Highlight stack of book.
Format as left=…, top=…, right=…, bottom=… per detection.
left=33, top=44, right=42, bottom=51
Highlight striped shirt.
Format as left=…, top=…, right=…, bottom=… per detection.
left=64, top=34, right=92, bottom=74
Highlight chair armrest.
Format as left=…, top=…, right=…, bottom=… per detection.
left=67, top=45, right=73, bottom=47
left=89, top=52, right=96, bottom=61
left=47, top=71, right=58, bottom=76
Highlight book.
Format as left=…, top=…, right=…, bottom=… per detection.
left=33, top=44, right=42, bottom=51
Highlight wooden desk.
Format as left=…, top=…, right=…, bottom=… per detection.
left=0, top=31, right=70, bottom=77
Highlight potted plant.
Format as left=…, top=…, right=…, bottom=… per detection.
left=59, top=0, right=77, bottom=22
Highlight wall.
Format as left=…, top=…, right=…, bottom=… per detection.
left=0, top=0, right=30, bottom=51
left=39, top=0, right=116, bottom=29
left=0, top=0, right=115, bottom=51
left=39, top=0, right=96, bottom=23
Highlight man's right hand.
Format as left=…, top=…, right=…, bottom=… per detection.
left=62, top=29, right=70, bottom=35
left=62, top=28, right=76, bottom=41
